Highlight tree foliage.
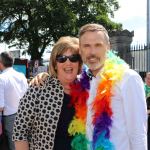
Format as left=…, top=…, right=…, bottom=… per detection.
left=0, top=0, right=122, bottom=60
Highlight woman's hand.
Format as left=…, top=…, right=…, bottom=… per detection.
left=15, top=141, right=29, bottom=150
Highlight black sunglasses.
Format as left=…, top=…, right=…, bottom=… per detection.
left=56, top=54, right=81, bottom=63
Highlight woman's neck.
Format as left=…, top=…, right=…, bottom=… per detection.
left=62, top=83, right=71, bottom=94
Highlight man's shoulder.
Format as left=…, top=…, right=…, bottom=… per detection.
left=0, top=71, right=7, bottom=80
left=12, top=68, right=24, bottom=75
left=12, top=69, right=27, bottom=79
left=123, top=68, right=141, bottom=79
left=2, top=68, right=24, bottom=76
left=1, top=68, right=27, bottom=83
left=120, top=68, right=143, bottom=87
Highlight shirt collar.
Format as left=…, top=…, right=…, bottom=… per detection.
left=2, top=67, right=13, bottom=73
left=87, top=69, right=94, bottom=80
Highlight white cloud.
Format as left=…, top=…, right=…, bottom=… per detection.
left=113, top=0, right=146, bottom=21
left=0, top=43, right=14, bottom=52
left=0, top=43, right=7, bottom=52
left=112, top=0, right=147, bottom=44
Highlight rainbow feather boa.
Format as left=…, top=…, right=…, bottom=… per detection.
left=68, top=51, right=129, bottom=150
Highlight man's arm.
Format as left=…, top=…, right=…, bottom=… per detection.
left=0, top=78, right=4, bottom=111
left=122, top=72, right=147, bottom=150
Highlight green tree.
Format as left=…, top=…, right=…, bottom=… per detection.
left=0, top=0, right=122, bottom=60
left=71, top=0, right=122, bottom=33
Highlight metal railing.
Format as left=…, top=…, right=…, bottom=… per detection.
left=123, top=44, right=150, bottom=78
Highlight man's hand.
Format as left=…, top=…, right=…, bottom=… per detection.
left=29, top=72, right=49, bottom=86
left=148, top=109, right=150, bottom=115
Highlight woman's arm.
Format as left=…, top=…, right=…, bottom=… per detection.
left=13, top=86, right=38, bottom=147
left=15, top=141, right=29, bottom=150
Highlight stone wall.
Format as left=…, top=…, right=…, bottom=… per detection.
left=109, top=30, right=134, bottom=65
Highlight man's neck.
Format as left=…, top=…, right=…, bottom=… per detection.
left=2, top=66, right=9, bottom=71
left=91, top=65, right=104, bottom=77
left=92, top=70, right=100, bottom=77
left=0, top=67, right=6, bottom=72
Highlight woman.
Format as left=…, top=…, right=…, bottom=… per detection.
left=13, top=36, right=82, bottom=150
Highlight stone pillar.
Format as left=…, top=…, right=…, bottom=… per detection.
left=109, top=30, right=134, bottom=65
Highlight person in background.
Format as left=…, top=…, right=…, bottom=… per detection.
left=145, top=72, right=150, bottom=150
left=145, top=72, right=150, bottom=98
left=13, top=36, right=82, bottom=150
left=31, top=23, right=147, bottom=150
left=0, top=52, right=28, bottom=150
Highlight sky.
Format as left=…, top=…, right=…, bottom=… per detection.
left=111, top=0, right=147, bottom=45
left=0, top=0, right=147, bottom=52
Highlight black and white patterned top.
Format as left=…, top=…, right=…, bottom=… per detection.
left=13, top=76, right=65, bottom=150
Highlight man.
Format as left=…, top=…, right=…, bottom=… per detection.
left=0, top=52, right=28, bottom=150
left=30, top=23, right=147, bottom=150
left=145, top=72, right=150, bottom=114
left=79, top=23, right=147, bottom=150
left=145, top=72, right=150, bottom=98
left=145, top=72, right=150, bottom=150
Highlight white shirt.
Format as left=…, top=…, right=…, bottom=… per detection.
left=0, top=67, right=28, bottom=115
left=86, top=69, right=147, bottom=150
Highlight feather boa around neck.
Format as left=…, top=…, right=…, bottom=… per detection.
left=68, top=51, right=129, bottom=150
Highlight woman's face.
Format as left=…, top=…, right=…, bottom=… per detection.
left=56, top=49, right=80, bottom=85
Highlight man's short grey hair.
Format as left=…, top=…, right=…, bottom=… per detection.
left=79, top=23, right=110, bottom=44
left=0, top=52, right=13, bottom=67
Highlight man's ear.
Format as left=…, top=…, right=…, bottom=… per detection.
left=107, top=42, right=111, bottom=50
left=0, top=63, right=3, bottom=70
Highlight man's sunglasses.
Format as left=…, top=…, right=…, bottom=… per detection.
left=56, top=54, right=81, bottom=63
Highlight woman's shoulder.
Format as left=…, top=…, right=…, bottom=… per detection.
left=29, top=76, right=61, bottom=88
left=25, top=76, right=64, bottom=100
left=26, top=76, right=63, bottom=96
left=43, top=76, right=63, bottom=89
left=41, top=76, right=64, bottom=92
left=45, top=76, right=61, bottom=85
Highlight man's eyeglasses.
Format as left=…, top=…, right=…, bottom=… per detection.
left=56, top=54, right=81, bottom=63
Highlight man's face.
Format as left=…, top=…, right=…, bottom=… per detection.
left=145, top=74, right=150, bottom=86
left=0, top=59, right=3, bottom=71
left=79, top=31, right=110, bottom=76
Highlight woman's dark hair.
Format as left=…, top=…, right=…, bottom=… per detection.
left=0, top=52, right=13, bottom=67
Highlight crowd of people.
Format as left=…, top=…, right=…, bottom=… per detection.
left=0, top=23, right=149, bottom=150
